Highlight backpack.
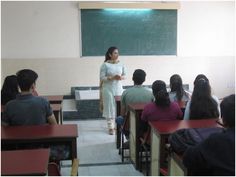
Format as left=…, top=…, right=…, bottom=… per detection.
left=168, top=127, right=223, bottom=155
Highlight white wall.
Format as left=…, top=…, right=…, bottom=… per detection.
left=178, top=1, right=235, bottom=56
left=1, top=1, right=235, bottom=98
left=1, top=1, right=80, bottom=58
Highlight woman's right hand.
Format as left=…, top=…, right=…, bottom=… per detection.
left=108, top=75, right=121, bottom=80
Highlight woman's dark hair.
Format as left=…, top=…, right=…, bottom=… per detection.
left=220, top=94, right=235, bottom=128
left=170, top=74, right=185, bottom=101
left=1, top=75, right=19, bottom=105
left=194, top=74, right=209, bottom=86
left=132, top=69, right=146, bottom=85
left=16, top=69, right=38, bottom=91
left=104, top=46, right=118, bottom=62
left=152, top=80, right=170, bottom=107
left=190, top=78, right=219, bottom=119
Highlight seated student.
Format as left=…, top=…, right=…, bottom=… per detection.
left=183, top=94, right=235, bottom=175
left=3, top=69, right=57, bottom=125
left=142, top=80, right=183, bottom=122
left=1, top=75, right=20, bottom=106
left=141, top=80, right=183, bottom=143
left=115, top=69, right=153, bottom=140
left=184, top=75, right=220, bottom=119
left=169, top=74, right=191, bottom=112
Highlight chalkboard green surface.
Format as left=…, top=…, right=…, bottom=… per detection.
left=81, top=9, right=177, bottom=56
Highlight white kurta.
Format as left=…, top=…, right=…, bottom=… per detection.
left=100, top=61, right=126, bottom=118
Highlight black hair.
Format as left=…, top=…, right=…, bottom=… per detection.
left=104, top=46, right=118, bottom=62
left=152, top=80, right=170, bottom=107
left=16, top=69, right=38, bottom=91
left=1, top=75, right=19, bottom=105
left=132, top=69, right=146, bottom=85
left=170, top=74, right=185, bottom=101
left=190, top=78, right=219, bottom=119
left=220, top=94, right=235, bottom=128
left=194, top=74, right=209, bottom=86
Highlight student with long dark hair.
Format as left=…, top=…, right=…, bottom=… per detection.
left=169, top=74, right=190, bottom=102
left=1, top=75, right=19, bottom=106
left=184, top=76, right=220, bottom=119
left=169, top=74, right=191, bottom=108
left=193, top=74, right=209, bottom=86
left=140, top=80, right=183, bottom=144
left=99, top=46, right=126, bottom=135
left=141, top=80, right=183, bottom=122
left=183, top=94, right=235, bottom=175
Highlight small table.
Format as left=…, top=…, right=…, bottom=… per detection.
left=149, top=119, right=221, bottom=176
left=1, top=124, right=78, bottom=161
left=42, top=95, right=63, bottom=104
left=114, top=96, right=121, bottom=149
left=1, top=148, right=50, bottom=176
left=128, top=103, right=146, bottom=170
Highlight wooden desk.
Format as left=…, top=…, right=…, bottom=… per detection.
left=115, top=96, right=121, bottom=149
left=51, top=104, right=62, bottom=124
left=1, top=148, right=50, bottom=176
left=149, top=119, right=221, bottom=176
left=128, top=103, right=146, bottom=170
left=1, top=124, right=78, bottom=160
left=42, top=95, right=63, bottom=104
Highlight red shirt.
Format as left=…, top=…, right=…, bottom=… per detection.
left=141, top=102, right=183, bottom=122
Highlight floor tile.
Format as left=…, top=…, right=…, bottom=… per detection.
left=61, top=100, right=143, bottom=176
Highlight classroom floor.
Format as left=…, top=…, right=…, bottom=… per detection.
left=60, top=99, right=143, bottom=176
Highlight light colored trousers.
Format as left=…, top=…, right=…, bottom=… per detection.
left=106, top=118, right=115, bottom=129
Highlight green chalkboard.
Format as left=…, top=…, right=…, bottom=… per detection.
left=81, top=9, right=177, bottom=56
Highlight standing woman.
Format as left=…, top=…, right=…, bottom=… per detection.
left=100, top=47, right=126, bottom=135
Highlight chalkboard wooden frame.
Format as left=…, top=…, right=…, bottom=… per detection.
left=80, top=9, right=177, bottom=56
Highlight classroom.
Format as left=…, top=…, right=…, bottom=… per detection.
left=1, top=1, right=235, bottom=176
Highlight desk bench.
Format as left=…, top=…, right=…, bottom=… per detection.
left=149, top=119, right=221, bottom=176
left=1, top=148, right=50, bottom=176
left=1, top=124, right=78, bottom=160
left=128, top=103, right=146, bottom=170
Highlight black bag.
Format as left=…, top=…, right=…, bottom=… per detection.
left=168, top=127, right=223, bottom=155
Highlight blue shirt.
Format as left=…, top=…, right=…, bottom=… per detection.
left=4, top=94, right=53, bottom=125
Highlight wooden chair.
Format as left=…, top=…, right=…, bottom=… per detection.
left=120, top=113, right=130, bottom=162
left=139, top=126, right=151, bottom=175
left=48, top=158, right=79, bottom=176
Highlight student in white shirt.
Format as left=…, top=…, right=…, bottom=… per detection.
left=184, top=74, right=220, bottom=120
